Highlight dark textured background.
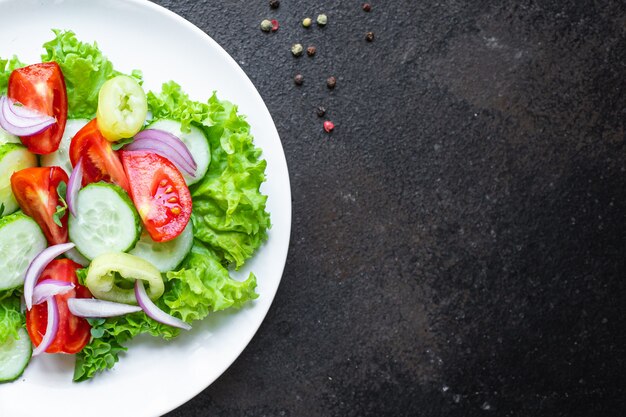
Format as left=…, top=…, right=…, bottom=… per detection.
left=156, top=1, right=626, bottom=416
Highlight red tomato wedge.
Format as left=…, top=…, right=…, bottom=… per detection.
left=11, top=166, right=69, bottom=245
left=69, top=118, right=130, bottom=192
left=120, top=150, right=191, bottom=242
left=26, top=259, right=92, bottom=354
left=7, top=62, right=68, bottom=154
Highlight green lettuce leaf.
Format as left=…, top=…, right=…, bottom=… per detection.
left=164, top=241, right=258, bottom=323
left=0, top=291, right=24, bottom=345
left=148, top=82, right=270, bottom=268
left=40, top=29, right=122, bottom=119
left=0, top=56, right=25, bottom=95
left=73, top=312, right=180, bottom=382
left=76, top=267, right=88, bottom=286
left=73, top=334, right=125, bottom=382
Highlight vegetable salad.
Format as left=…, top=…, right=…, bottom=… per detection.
left=0, top=30, right=270, bottom=382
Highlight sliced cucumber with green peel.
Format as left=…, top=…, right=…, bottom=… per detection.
left=69, top=183, right=142, bottom=260
left=64, top=247, right=90, bottom=267
left=148, top=119, right=210, bottom=185
left=41, top=119, right=89, bottom=176
left=0, top=127, right=20, bottom=145
left=0, top=328, right=32, bottom=383
left=0, top=212, right=47, bottom=291
left=129, top=221, right=193, bottom=272
left=0, top=144, right=38, bottom=217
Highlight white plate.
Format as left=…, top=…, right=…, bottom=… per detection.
left=0, top=1, right=291, bottom=416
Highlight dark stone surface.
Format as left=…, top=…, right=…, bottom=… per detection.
left=156, top=1, right=626, bottom=416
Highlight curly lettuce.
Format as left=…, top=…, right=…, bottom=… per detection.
left=0, top=291, right=24, bottom=345
left=0, top=56, right=24, bottom=95
left=148, top=83, right=271, bottom=268
left=73, top=313, right=179, bottom=382
left=41, top=29, right=142, bottom=119
left=164, top=241, right=258, bottom=322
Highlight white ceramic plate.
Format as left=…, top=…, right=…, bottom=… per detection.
left=0, top=1, right=291, bottom=416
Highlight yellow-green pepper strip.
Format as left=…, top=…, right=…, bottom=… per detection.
left=86, top=252, right=164, bottom=304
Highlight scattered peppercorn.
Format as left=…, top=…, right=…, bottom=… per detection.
left=323, top=121, right=335, bottom=133
left=271, top=19, right=279, bottom=31
left=260, top=19, right=273, bottom=32
left=302, top=17, right=312, bottom=28
left=326, top=76, right=337, bottom=89
left=291, top=43, right=304, bottom=57
left=317, top=14, right=328, bottom=26
left=316, top=106, right=326, bottom=117
left=307, top=46, right=316, bottom=56
left=362, top=3, right=371, bottom=12
left=294, top=74, right=304, bottom=85
left=366, top=31, right=375, bottom=42
left=269, top=0, right=280, bottom=9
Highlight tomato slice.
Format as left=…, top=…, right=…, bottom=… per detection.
left=11, top=166, right=69, bottom=245
left=7, top=62, right=68, bottom=154
left=120, top=150, right=191, bottom=242
left=26, top=259, right=92, bottom=354
left=69, top=118, right=130, bottom=192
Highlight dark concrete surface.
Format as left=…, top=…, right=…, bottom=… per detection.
left=156, top=1, right=626, bottom=416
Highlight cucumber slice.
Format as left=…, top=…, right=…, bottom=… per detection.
left=64, top=247, right=90, bottom=267
left=68, top=183, right=141, bottom=260
left=0, top=144, right=38, bottom=217
left=0, top=212, right=47, bottom=291
left=128, top=221, right=193, bottom=272
left=0, top=127, right=21, bottom=145
left=40, top=119, right=89, bottom=176
left=0, top=328, right=32, bottom=383
left=148, top=119, right=210, bottom=185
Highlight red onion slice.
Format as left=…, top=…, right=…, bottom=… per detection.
left=32, top=279, right=75, bottom=306
left=0, top=96, right=56, bottom=136
left=134, top=280, right=191, bottom=330
left=134, top=129, right=196, bottom=169
left=24, top=243, right=76, bottom=310
left=126, top=138, right=196, bottom=176
left=68, top=298, right=142, bottom=318
left=2, top=96, right=49, bottom=126
left=67, top=158, right=83, bottom=217
left=9, top=101, right=46, bottom=118
left=32, top=297, right=59, bottom=356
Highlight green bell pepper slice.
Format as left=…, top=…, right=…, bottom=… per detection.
left=85, top=252, right=164, bottom=304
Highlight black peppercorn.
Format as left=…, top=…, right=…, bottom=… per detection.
left=307, top=46, right=316, bottom=57
left=294, top=74, right=304, bottom=85
left=366, top=31, right=375, bottom=42
left=326, top=76, right=336, bottom=89
left=269, top=0, right=280, bottom=9
left=316, top=106, right=326, bottom=117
